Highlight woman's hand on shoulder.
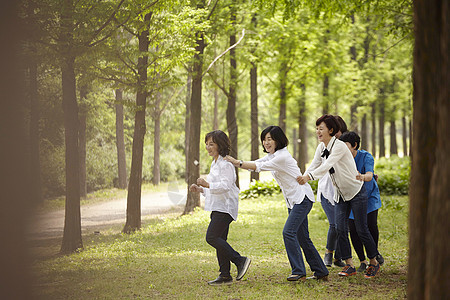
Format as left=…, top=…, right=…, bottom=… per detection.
left=224, top=155, right=239, bottom=167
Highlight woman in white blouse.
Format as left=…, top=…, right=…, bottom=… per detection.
left=226, top=126, right=329, bottom=282
left=190, top=130, right=251, bottom=286
left=297, top=115, right=381, bottom=279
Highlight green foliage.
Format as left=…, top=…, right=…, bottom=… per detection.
left=375, top=156, right=410, bottom=195
left=240, top=179, right=281, bottom=199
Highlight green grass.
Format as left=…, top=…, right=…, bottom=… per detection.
left=33, top=195, right=408, bottom=299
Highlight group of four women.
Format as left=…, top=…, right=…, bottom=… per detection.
left=189, top=114, right=383, bottom=285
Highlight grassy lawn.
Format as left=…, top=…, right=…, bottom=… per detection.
left=33, top=194, right=408, bottom=299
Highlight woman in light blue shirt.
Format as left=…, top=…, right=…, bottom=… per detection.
left=226, top=126, right=329, bottom=282
left=190, top=130, right=251, bottom=286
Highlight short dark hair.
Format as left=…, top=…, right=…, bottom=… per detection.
left=339, top=131, right=360, bottom=150
left=334, top=115, right=348, bottom=134
left=205, top=130, right=231, bottom=157
left=315, top=114, right=340, bottom=136
left=260, top=126, right=289, bottom=153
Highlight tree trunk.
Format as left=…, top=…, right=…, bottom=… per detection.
left=409, top=0, right=449, bottom=298
left=0, top=2, right=34, bottom=295
left=184, top=33, right=204, bottom=214
left=350, top=104, right=358, bottom=133
left=378, top=92, right=385, bottom=157
left=297, top=83, right=308, bottom=173
left=322, top=74, right=329, bottom=114
left=29, top=57, right=43, bottom=204
left=115, top=89, right=127, bottom=189
left=60, top=54, right=83, bottom=253
left=278, top=61, right=288, bottom=132
left=390, top=119, right=398, bottom=156
left=402, top=115, right=408, bottom=156
left=152, top=91, right=161, bottom=185
left=78, top=85, right=88, bottom=198
left=361, top=113, right=368, bottom=150
left=250, top=61, right=259, bottom=182
left=371, top=102, right=377, bottom=157
left=123, top=12, right=152, bottom=233
left=213, top=88, right=219, bottom=130
left=227, top=4, right=239, bottom=188
left=185, top=73, right=191, bottom=183
left=409, top=119, right=412, bottom=157
left=60, top=0, right=82, bottom=253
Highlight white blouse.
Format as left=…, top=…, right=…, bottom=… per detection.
left=306, top=136, right=363, bottom=202
left=202, top=156, right=240, bottom=220
left=254, top=147, right=315, bottom=209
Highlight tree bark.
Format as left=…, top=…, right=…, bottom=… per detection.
left=0, top=2, right=34, bottom=296
left=409, top=0, right=449, bottom=298
left=278, top=60, right=288, bottom=132
left=185, top=73, right=192, bottom=183
left=402, top=115, right=408, bottom=156
left=29, top=57, right=43, bottom=204
left=322, top=74, right=329, bottom=114
left=350, top=104, right=358, bottom=133
left=60, top=0, right=82, bottom=253
left=78, top=85, right=88, bottom=198
left=361, top=113, right=368, bottom=150
left=227, top=3, right=239, bottom=188
left=152, top=91, right=161, bottom=185
left=115, top=89, right=127, bottom=189
left=297, top=83, right=308, bottom=173
left=378, top=92, right=385, bottom=158
left=184, top=33, right=204, bottom=214
left=250, top=61, right=259, bottom=182
left=123, top=12, right=152, bottom=233
left=390, top=118, right=398, bottom=156
left=371, top=102, right=377, bottom=157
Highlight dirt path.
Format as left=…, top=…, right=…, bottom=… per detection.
left=29, top=185, right=188, bottom=241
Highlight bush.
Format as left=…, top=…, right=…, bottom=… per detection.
left=240, top=180, right=281, bottom=199
left=240, top=156, right=410, bottom=199
left=375, top=155, right=410, bottom=195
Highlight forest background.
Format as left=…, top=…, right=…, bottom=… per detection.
left=3, top=0, right=449, bottom=299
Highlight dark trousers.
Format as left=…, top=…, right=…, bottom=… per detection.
left=336, top=186, right=378, bottom=260
left=349, top=209, right=379, bottom=262
left=206, top=211, right=243, bottom=277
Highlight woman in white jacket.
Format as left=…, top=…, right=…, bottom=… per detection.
left=297, top=115, right=381, bottom=279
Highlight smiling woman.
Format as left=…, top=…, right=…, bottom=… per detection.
left=226, top=125, right=328, bottom=282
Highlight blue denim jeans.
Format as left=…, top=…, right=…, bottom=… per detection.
left=320, top=194, right=342, bottom=259
left=283, top=197, right=329, bottom=277
left=206, top=211, right=244, bottom=277
left=335, top=186, right=378, bottom=260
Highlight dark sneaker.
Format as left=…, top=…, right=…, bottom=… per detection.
left=323, top=252, right=333, bottom=267
left=287, top=274, right=306, bottom=281
left=236, top=257, right=251, bottom=281
left=208, top=275, right=233, bottom=286
left=357, top=262, right=368, bottom=273
left=338, top=265, right=357, bottom=277
left=333, top=259, right=346, bottom=267
left=364, top=263, right=381, bottom=279
left=376, top=254, right=384, bottom=266
left=306, top=274, right=329, bottom=281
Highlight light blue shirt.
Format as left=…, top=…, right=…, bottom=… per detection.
left=349, top=150, right=382, bottom=219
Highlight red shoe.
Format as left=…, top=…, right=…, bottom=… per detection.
left=338, top=264, right=356, bottom=277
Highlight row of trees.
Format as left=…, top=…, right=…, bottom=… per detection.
left=21, top=0, right=413, bottom=252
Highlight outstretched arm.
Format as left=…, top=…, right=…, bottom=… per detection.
left=225, top=155, right=257, bottom=171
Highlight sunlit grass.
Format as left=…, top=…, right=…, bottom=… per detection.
left=34, top=195, right=408, bottom=299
